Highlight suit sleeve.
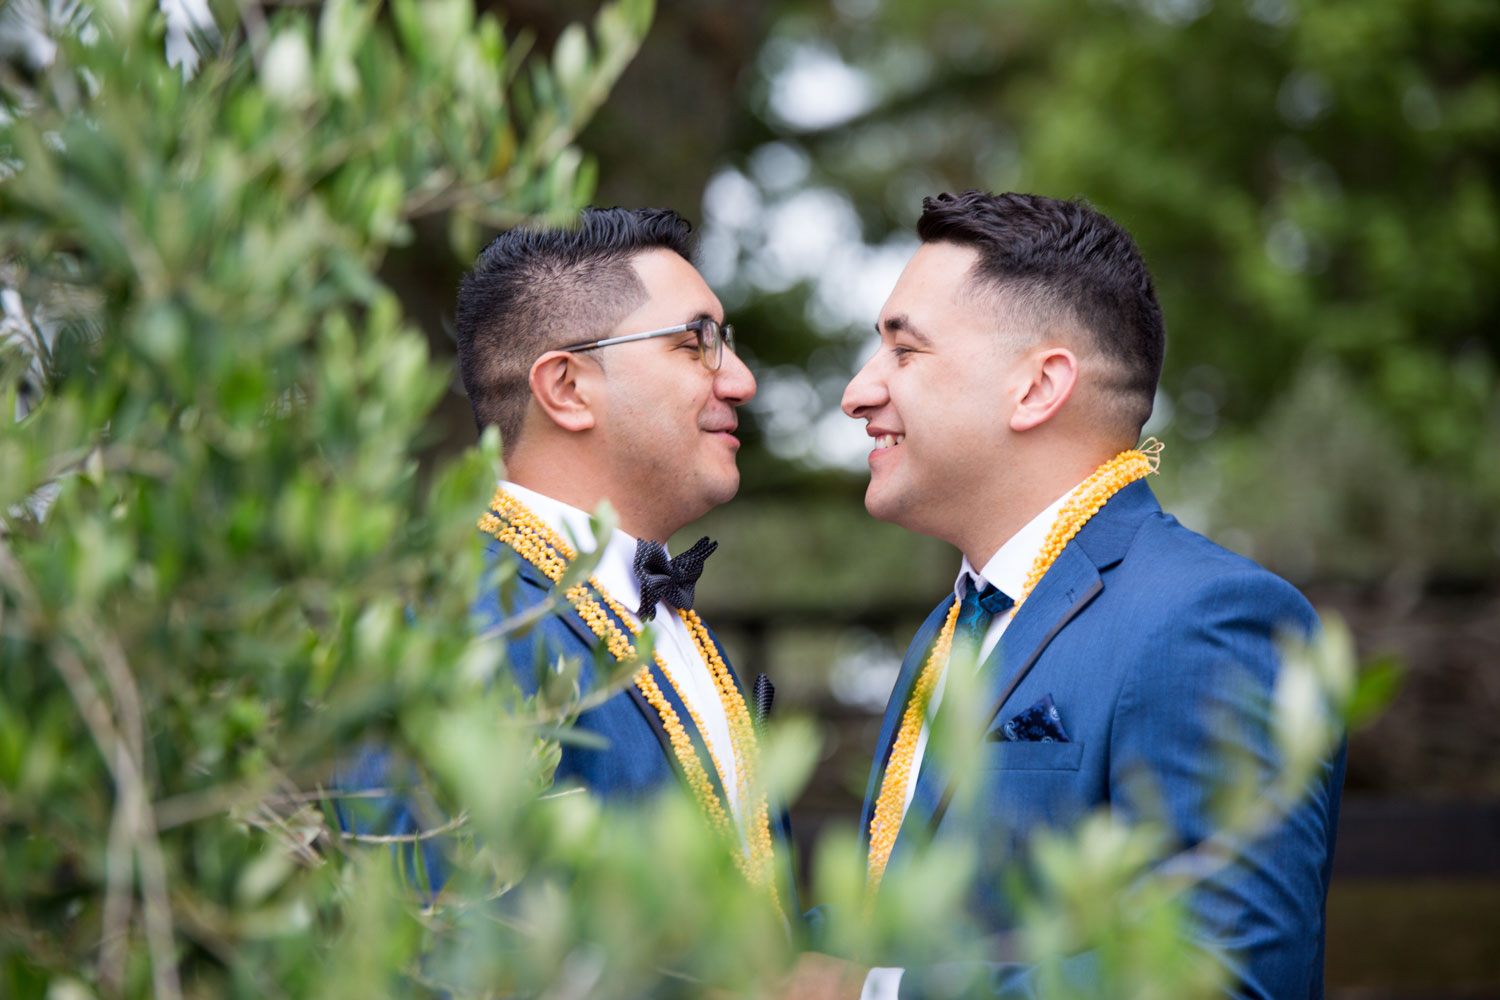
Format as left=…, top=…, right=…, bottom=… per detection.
left=1106, top=569, right=1343, bottom=1000
left=330, top=547, right=550, bottom=898
left=331, top=742, right=452, bottom=898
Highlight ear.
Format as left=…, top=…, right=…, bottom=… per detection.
left=528, top=350, right=598, bottom=433
left=1009, top=347, right=1078, bottom=432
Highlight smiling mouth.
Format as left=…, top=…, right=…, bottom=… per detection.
left=872, top=434, right=904, bottom=451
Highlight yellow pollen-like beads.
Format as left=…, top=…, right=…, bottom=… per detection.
left=864, top=444, right=1160, bottom=896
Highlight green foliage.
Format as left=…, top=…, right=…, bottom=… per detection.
left=0, top=0, right=663, bottom=994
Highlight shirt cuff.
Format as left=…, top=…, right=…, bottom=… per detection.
left=861, top=966, right=905, bottom=1000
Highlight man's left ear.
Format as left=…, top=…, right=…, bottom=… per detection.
left=1010, top=347, right=1078, bottom=432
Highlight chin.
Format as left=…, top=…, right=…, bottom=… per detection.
left=862, top=483, right=901, bottom=525
left=698, top=468, right=741, bottom=510
left=865, top=479, right=931, bottom=533
left=712, top=475, right=741, bottom=505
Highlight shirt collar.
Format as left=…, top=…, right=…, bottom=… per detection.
left=500, top=481, right=646, bottom=614
left=953, top=484, right=1079, bottom=604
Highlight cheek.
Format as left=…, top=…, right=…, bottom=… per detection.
left=911, top=383, right=998, bottom=457
left=894, top=373, right=954, bottom=432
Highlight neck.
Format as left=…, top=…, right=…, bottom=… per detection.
left=953, top=442, right=1127, bottom=567
left=506, top=451, right=673, bottom=542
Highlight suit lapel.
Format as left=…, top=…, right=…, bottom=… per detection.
left=899, top=550, right=1102, bottom=845
left=922, top=480, right=1160, bottom=834
left=502, top=542, right=681, bottom=774
left=596, top=597, right=732, bottom=809
left=979, top=544, right=1103, bottom=730
left=982, top=480, right=1157, bottom=727
left=510, top=553, right=597, bottom=648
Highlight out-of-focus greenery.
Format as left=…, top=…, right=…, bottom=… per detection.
left=0, top=2, right=1392, bottom=997
left=697, top=0, right=1500, bottom=585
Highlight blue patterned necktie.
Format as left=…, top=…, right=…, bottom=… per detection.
left=950, top=576, right=1014, bottom=666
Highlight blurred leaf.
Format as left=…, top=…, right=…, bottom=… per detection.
left=1346, top=653, right=1404, bottom=730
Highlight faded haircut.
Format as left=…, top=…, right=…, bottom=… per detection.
left=917, top=190, right=1164, bottom=437
left=455, top=207, right=694, bottom=448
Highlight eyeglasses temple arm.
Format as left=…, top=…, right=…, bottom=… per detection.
left=557, top=321, right=697, bottom=353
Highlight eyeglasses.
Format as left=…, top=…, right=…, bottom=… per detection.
left=559, top=317, right=736, bottom=372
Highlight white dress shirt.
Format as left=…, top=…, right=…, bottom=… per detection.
left=501, top=482, right=740, bottom=816
left=864, top=483, right=1080, bottom=1000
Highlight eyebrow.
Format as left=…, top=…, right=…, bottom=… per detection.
left=877, top=314, right=933, bottom=346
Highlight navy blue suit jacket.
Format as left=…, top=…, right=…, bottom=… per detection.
left=339, top=531, right=798, bottom=909
left=477, top=534, right=732, bottom=802
left=861, top=481, right=1345, bottom=999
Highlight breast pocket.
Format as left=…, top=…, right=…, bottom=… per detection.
left=978, top=740, right=1085, bottom=772
left=967, top=740, right=1090, bottom=845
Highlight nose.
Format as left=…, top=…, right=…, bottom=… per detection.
left=841, top=352, right=888, bottom=420
left=714, top=345, right=757, bottom=406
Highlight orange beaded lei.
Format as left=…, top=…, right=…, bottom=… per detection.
left=864, top=442, right=1162, bottom=895
left=478, top=488, right=780, bottom=905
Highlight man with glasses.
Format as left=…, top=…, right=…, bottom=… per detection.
left=340, top=207, right=787, bottom=902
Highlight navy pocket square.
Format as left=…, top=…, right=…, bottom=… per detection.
left=992, top=693, right=1071, bottom=743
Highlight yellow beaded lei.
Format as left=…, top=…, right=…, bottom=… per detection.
left=478, top=488, right=780, bottom=905
left=864, top=441, right=1162, bottom=894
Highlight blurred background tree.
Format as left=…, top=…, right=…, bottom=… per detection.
left=707, top=0, right=1500, bottom=587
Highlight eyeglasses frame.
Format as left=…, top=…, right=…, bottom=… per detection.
left=558, top=316, right=736, bottom=372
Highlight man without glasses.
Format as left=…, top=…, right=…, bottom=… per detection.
left=796, top=190, right=1343, bottom=999
left=341, top=207, right=792, bottom=906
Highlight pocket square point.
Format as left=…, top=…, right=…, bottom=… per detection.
left=998, top=693, right=1071, bottom=743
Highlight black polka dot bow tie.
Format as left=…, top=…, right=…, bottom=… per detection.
left=633, top=536, right=718, bottom=621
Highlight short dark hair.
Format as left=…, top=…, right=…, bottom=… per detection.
left=455, top=207, right=694, bottom=447
left=917, top=190, right=1164, bottom=436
